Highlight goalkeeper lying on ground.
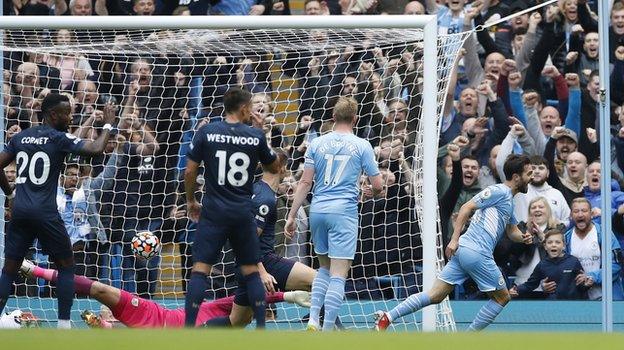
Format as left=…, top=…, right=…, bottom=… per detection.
left=20, top=260, right=310, bottom=328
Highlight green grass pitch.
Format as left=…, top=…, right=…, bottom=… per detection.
left=1, top=330, right=623, bottom=350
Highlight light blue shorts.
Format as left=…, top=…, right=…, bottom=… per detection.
left=438, top=246, right=506, bottom=292
left=310, top=212, right=358, bottom=260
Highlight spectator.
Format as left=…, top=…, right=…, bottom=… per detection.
left=303, top=0, right=329, bottom=16
left=44, top=29, right=94, bottom=90
left=425, top=0, right=468, bottom=35
left=545, top=126, right=580, bottom=177
left=275, top=174, right=310, bottom=265
left=565, top=198, right=624, bottom=300
left=583, top=160, right=624, bottom=220
left=403, top=1, right=424, bottom=15
left=438, top=136, right=480, bottom=247
left=610, top=2, right=624, bottom=63
left=10, top=62, right=45, bottom=130
left=55, top=0, right=110, bottom=16
left=57, top=163, right=94, bottom=275
left=510, top=229, right=588, bottom=300
left=478, top=144, right=501, bottom=188
left=129, top=0, right=155, bottom=15
left=440, top=87, right=478, bottom=146
left=514, top=156, right=571, bottom=226
left=511, top=197, right=564, bottom=290
left=103, top=110, right=160, bottom=297
left=546, top=145, right=587, bottom=205
left=565, top=31, right=599, bottom=87
left=57, top=145, right=118, bottom=280
left=73, top=80, right=99, bottom=125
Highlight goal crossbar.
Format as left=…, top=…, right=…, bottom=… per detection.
left=0, top=15, right=437, bottom=30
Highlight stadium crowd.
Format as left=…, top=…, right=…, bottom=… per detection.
left=2, top=0, right=624, bottom=304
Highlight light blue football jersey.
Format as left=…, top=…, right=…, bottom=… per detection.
left=459, top=184, right=517, bottom=256
left=436, top=4, right=468, bottom=35
left=304, top=131, right=379, bottom=215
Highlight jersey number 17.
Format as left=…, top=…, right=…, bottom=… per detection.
left=323, top=154, right=351, bottom=186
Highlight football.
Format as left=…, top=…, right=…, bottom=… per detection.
left=131, top=231, right=161, bottom=260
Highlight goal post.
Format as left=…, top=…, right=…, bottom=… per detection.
left=0, top=15, right=464, bottom=331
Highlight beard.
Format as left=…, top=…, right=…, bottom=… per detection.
left=531, top=177, right=547, bottom=187
left=518, top=181, right=528, bottom=194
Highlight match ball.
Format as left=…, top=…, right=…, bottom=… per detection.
left=131, top=231, right=161, bottom=259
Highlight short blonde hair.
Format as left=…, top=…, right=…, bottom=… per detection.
left=333, top=96, right=358, bottom=124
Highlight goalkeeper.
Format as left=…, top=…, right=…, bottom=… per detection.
left=19, top=260, right=310, bottom=328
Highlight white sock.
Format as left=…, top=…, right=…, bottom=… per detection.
left=57, top=319, right=71, bottom=329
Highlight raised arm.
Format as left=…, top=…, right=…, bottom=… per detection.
left=563, top=74, right=581, bottom=136
left=443, top=50, right=464, bottom=119
left=75, top=103, right=116, bottom=157
left=120, top=114, right=159, bottom=157
left=516, top=13, right=542, bottom=78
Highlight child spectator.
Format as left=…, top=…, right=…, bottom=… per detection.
left=510, top=229, right=588, bottom=300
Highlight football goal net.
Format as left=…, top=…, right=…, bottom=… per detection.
left=0, top=15, right=467, bottom=331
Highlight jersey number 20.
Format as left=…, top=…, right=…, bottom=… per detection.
left=215, top=150, right=250, bottom=187
left=16, top=151, right=51, bottom=185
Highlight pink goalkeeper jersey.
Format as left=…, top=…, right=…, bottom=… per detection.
left=112, top=290, right=284, bottom=328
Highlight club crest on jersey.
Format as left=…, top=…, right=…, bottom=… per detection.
left=131, top=297, right=139, bottom=307
left=498, top=276, right=505, bottom=286
left=259, top=204, right=270, bottom=216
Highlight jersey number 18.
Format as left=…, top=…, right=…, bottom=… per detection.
left=215, top=150, right=250, bottom=187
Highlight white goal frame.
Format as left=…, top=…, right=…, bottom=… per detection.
left=0, top=15, right=441, bottom=331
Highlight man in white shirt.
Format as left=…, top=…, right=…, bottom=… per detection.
left=564, top=198, right=624, bottom=300
left=514, top=156, right=570, bottom=226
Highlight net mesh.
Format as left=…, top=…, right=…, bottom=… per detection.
left=1, top=27, right=467, bottom=330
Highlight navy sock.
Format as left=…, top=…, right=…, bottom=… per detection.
left=203, top=316, right=232, bottom=328
left=0, top=270, right=17, bottom=315
left=244, top=272, right=266, bottom=329
left=56, top=266, right=75, bottom=321
left=185, top=271, right=207, bottom=327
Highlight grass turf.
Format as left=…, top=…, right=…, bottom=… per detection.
left=1, top=330, right=623, bottom=350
